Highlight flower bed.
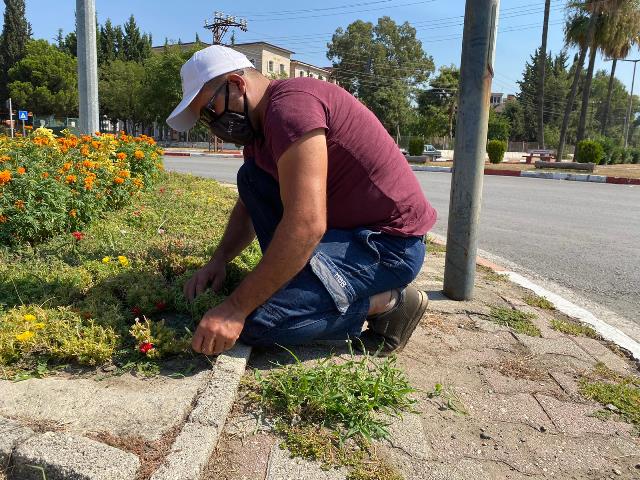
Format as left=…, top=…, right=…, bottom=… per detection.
left=0, top=128, right=163, bottom=244
left=0, top=171, right=261, bottom=379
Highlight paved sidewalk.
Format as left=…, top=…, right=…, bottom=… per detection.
left=205, top=250, right=640, bottom=480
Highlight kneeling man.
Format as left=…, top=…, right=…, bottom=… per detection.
left=166, top=46, right=437, bottom=356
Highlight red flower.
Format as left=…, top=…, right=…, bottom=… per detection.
left=159, top=187, right=165, bottom=194
left=131, top=306, right=142, bottom=317
left=155, top=301, right=167, bottom=311
left=72, top=231, right=84, bottom=241
left=139, top=342, right=154, bottom=354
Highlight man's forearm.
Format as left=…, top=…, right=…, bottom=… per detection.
left=212, top=199, right=256, bottom=263
left=227, top=216, right=324, bottom=317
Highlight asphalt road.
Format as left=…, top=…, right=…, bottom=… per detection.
left=163, top=155, right=640, bottom=325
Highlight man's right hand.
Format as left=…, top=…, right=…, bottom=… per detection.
left=184, top=256, right=227, bottom=302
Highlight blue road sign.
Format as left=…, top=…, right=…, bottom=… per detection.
left=18, top=111, right=28, bottom=121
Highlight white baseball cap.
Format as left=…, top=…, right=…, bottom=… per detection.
left=166, top=45, right=253, bottom=132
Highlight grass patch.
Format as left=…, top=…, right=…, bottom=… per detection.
left=477, top=265, right=508, bottom=283
left=246, top=347, right=415, bottom=479
left=426, top=236, right=446, bottom=254
left=579, top=362, right=640, bottom=432
left=0, top=172, right=261, bottom=378
left=489, top=307, right=541, bottom=337
left=551, top=319, right=598, bottom=338
left=523, top=293, right=555, bottom=310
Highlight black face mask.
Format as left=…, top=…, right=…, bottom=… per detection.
left=200, top=82, right=257, bottom=145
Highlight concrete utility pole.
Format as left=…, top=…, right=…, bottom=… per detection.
left=443, top=0, right=500, bottom=301
left=76, top=0, right=99, bottom=134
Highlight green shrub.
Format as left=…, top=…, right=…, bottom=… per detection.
left=486, top=140, right=507, bottom=164
left=575, top=140, right=604, bottom=164
left=408, top=137, right=423, bottom=156
left=621, top=148, right=633, bottom=164
left=631, top=148, right=640, bottom=164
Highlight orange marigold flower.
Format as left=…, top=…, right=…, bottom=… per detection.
left=17, top=167, right=26, bottom=175
left=91, top=141, right=100, bottom=150
left=15, top=200, right=25, bottom=209
left=42, top=172, right=50, bottom=179
left=80, top=135, right=91, bottom=143
left=69, top=209, right=77, bottom=217
left=132, top=178, right=144, bottom=188
left=118, top=170, right=130, bottom=178
left=80, top=146, right=90, bottom=157
left=134, top=150, right=144, bottom=160
left=62, top=163, right=72, bottom=171
left=65, top=175, right=77, bottom=184
left=0, top=214, right=7, bottom=223
left=116, top=152, right=127, bottom=160
left=94, top=131, right=102, bottom=136
left=0, top=170, right=11, bottom=185
left=114, top=177, right=125, bottom=184
left=82, top=160, right=92, bottom=169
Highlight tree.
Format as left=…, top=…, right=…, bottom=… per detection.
left=417, top=65, right=459, bottom=143
left=599, top=1, right=640, bottom=134
left=0, top=0, right=32, bottom=101
left=502, top=99, right=525, bottom=141
left=99, top=59, right=145, bottom=130
left=121, top=15, right=151, bottom=62
left=487, top=109, right=511, bottom=141
left=327, top=17, right=434, bottom=133
left=99, top=19, right=119, bottom=64
left=537, top=0, right=551, bottom=148
left=7, top=40, right=77, bottom=116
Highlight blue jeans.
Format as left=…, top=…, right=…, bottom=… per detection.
left=237, top=160, right=426, bottom=347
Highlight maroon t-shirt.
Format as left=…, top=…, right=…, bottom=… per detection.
left=243, top=78, right=437, bottom=237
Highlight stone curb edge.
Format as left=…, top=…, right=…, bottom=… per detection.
left=428, top=234, right=640, bottom=362
left=164, top=151, right=244, bottom=158
left=0, top=344, right=252, bottom=480
left=411, top=165, right=640, bottom=185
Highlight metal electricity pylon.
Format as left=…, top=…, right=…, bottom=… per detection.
left=204, top=12, right=248, bottom=45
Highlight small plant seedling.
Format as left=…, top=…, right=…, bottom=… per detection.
left=427, top=382, right=468, bottom=415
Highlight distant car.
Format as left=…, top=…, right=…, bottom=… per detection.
left=422, top=144, right=442, bottom=160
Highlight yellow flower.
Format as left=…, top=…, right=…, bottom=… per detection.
left=16, top=331, right=35, bottom=342
left=23, top=314, right=36, bottom=322
left=118, top=255, right=129, bottom=267
left=33, top=322, right=45, bottom=330
left=102, top=256, right=111, bottom=264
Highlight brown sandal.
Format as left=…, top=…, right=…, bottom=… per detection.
left=355, top=286, right=428, bottom=356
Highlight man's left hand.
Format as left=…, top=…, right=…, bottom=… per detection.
left=191, top=301, right=246, bottom=355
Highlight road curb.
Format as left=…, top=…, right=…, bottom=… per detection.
left=411, top=165, right=640, bottom=185
left=0, top=344, right=252, bottom=480
left=426, top=234, right=640, bottom=362
left=151, top=343, right=251, bottom=480
left=164, top=151, right=243, bottom=158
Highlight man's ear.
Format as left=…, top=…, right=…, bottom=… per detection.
left=227, top=73, right=247, bottom=95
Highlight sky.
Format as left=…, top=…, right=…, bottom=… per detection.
left=4, top=0, right=640, bottom=99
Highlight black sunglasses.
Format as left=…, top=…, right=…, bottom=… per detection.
left=199, top=81, right=228, bottom=126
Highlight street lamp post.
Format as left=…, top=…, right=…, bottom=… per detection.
left=620, top=58, right=640, bottom=148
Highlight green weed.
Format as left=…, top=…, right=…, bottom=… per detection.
left=477, top=265, right=508, bottom=282
left=489, top=307, right=541, bottom=337
left=579, top=363, right=640, bottom=430
left=427, top=383, right=468, bottom=415
left=247, top=346, right=415, bottom=478
left=551, top=319, right=598, bottom=338
left=523, top=293, right=555, bottom=310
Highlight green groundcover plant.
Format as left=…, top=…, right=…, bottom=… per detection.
left=0, top=171, right=261, bottom=379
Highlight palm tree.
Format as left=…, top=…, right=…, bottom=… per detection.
left=557, top=10, right=595, bottom=160
left=600, top=3, right=640, bottom=135
left=558, top=0, right=629, bottom=160
left=538, top=0, right=551, bottom=149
